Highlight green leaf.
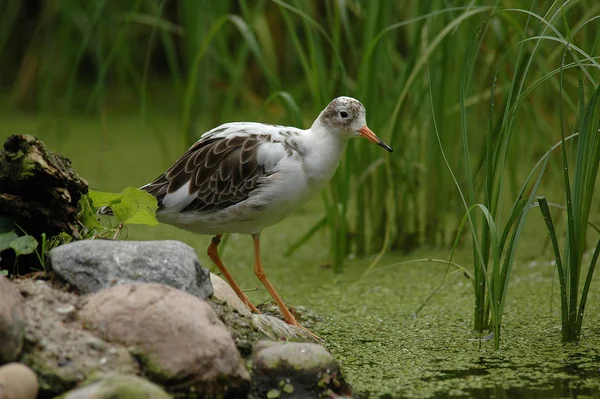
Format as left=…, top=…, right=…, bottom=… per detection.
left=0, top=231, right=19, bottom=251
left=88, top=190, right=124, bottom=207
left=111, top=188, right=159, bottom=226
left=0, top=270, right=8, bottom=276
left=91, top=187, right=159, bottom=227
left=10, top=235, right=38, bottom=256
left=78, top=194, right=101, bottom=229
left=113, top=187, right=159, bottom=226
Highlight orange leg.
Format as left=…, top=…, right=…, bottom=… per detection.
left=252, top=233, right=321, bottom=340
left=207, top=234, right=260, bottom=314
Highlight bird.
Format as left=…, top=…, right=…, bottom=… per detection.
left=101, top=96, right=392, bottom=337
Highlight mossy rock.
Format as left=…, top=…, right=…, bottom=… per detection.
left=251, top=341, right=351, bottom=399
left=57, top=374, right=171, bottom=399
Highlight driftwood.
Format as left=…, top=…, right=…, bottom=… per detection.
left=0, top=135, right=88, bottom=239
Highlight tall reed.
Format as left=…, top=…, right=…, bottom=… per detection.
left=445, top=3, right=600, bottom=347
left=538, top=14, right=600, bottom=341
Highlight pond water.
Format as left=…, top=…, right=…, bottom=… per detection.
left=2, top=115, right=599, bottom=398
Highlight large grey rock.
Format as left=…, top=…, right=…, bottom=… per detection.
left=48, top=240, right=213, bottom=299
left=252, top=341, right=351, bottom=399
left=0, top=275, right=25, bottom=363
left=80, top=283, right=250, bottom=397
left=59, top=374, right=170, bottom=399
left=0, top=363, right=39, bottom=399
left=14, top=279, right=140, bottom=396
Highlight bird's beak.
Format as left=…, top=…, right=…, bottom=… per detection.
left=358, top=126, right=393, bottom=152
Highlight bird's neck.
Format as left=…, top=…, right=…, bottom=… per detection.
left=301, top=128, right=346, bottom=187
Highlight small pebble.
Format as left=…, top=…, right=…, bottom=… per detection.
left=55, top=304, right=75, bottom=314
left=282, top=383, right=294, bottom=394
left=266, top=389, right=280, bottom=399
left=85, top=338, right=106, bottom=352
left=0, top=363, right=39, bottom=399
left=57, top=357, right=71, bottom=367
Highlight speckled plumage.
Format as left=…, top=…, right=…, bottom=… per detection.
left=138, top=96, right=392, bottom=235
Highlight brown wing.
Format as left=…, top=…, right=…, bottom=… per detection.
left=142, top=135, right=270, bottom=213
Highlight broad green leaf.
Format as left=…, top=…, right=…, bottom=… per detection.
left=111, top=187, right=159, bottom=226
left=91, top=188, right=159, bottom=227
left=77, top=194, right=101, bottom=229
left=88, top=190, right=125, bottom=207
left=10, top=235, right=38, bottom=256
left=0, top=270, right=7, bottom=276
left=0, top=231, right=18, bottom=251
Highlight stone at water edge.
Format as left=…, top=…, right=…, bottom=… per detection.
left=210, top=273, right=252, bottom=317
left=0, top=275, right=25, bottom=364
left=13, top=279, right=140, bottom=396
left=58, top=374, right=170, bottom=399
left=0, top=363, right=39, bottom=399
left=79, top=283, right=250, bottom=397
left=251, top=314, right=319, bottom=342
left=209, top=274, right=317, bottom=343
left=252, top=341, right=351, bottom=399
left=49, top=240, right=213, bottom=299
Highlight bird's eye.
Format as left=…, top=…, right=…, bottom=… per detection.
left=339, top=111, right=349, bottom=119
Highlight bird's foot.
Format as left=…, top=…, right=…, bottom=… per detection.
left=285, top=317, right=322, bottom=341
left=245, top=299, right=261, bottom=314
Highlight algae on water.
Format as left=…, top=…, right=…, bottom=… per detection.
left=300, top=250, right=600, bottom=398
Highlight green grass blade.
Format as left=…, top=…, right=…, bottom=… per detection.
left=537, top=196, right=569, bottom=336
left=575, top=236, right=600, bottom=336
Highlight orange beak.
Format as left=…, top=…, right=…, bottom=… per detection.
left=358, top=126, right=393, bottom=152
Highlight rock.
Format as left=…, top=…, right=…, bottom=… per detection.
left=48, top=240, right=213, bottom=299
left=14, top=279, right=140, bottom=396
left=255, top=302, right=322, bottom=342
left=0, top=276, right=25, bottom=363
left=208, top=298, right=319, bottom=359
left=0, top=363, right=39, bottom=399
left=252, top=341, right=351, bottom=399
left=252, top=314, right=318, bottom=343
left=210, top=273, right=252, bottom=316
left=59, top=374, right=170, bottom=399
left=207, top=299, right=269, bottom=359
left=80, top=283, right=250, bottom=397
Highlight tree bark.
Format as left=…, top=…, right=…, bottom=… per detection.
left=0, top=134, right=88, bottom=239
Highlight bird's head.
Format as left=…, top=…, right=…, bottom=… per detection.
left=313, top=96, right=392, bottom=152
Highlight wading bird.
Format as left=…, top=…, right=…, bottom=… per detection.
left=101, top=96, right=392, bottom=337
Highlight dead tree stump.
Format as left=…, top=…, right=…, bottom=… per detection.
left=0, top=135, right=88, bottom=240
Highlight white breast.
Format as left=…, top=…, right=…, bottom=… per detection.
left=156, top=126, right=346, bottom=235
